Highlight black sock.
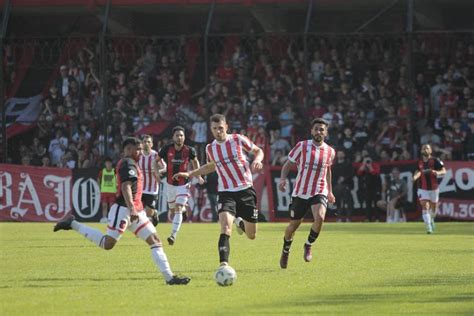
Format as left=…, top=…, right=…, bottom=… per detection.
left=282, top=237, right=293, bottom=252
left=307, top=229, right=319, bottom=244
left=218, top=234, right=230, bottom=263
left=239, top=220, right=246, bottom=232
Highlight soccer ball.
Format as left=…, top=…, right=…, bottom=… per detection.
left=214, top=265, right=237, bottom=286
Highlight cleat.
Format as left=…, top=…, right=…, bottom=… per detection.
left=54, top=215, right=75, bottom=232
left=303, top=244, right=312, bottom=262
left=234, top=217, right=244, bottom=235
left=150, top=212, right=159, bottom=227
left=166, top=275, right=191, bottom=285
left=280, top=250, right=289, bottom=269
left=167, top=236, right=175, bottom=246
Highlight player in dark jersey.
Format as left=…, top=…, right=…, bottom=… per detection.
left=413, top=144, right=446, bottom=234
left=158, top=126, right=204, bottom=245
left=54, top=137, right=190, bottom=285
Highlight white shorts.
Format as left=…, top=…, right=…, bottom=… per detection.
left=167, top=183, right=191, bottom=209
left=417, top=189, right=440, bottom=203
left=106, top=204, right=156, bottom=241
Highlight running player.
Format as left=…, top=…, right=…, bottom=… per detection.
left=413, top=144, right=446, bottom=234
left=54, top=137, right=190, bottom=285
left=157, top=126, right=204, bottom=245
left=278, top=118, right=336, bottom=269
left=139, top=135, right=165, bottom=226
left=173, top=114, right=264, bottom=268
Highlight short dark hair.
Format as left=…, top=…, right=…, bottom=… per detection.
left=311, top=118, right=329, bottom=128
left=210, top=114, right=226, bottom=124
left=141, top=134, right=152, bottom=141
left=122, top=137, right=141, bottom=149
left=172, top=126, right=185, bottom=135
left=104, top=157, right=113, bottom=162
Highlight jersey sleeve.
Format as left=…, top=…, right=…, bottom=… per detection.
left=328, top=147, right=336, bottom=167
left=434, top=158, right=444, bottom=170
left=288, top=141, right=302, bottom=163
left=119, top=159, right=138, bottom=183
left=189, top=146, right=197, bottom=160
left=237, top=134, right=256, bottom=152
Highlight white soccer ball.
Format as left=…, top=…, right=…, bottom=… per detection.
left=214, top=265, right=237, bottom=286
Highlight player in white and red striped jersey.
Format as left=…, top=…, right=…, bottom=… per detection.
left=173, top=114, right=264, bottom=269
left=139, top=135, right=166, bottom=226
left=278, top=118, right=336, bottom=269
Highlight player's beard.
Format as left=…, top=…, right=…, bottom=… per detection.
left=312, top=134, right=324, bottom=144
left=421, top=152, right=429, bottom=158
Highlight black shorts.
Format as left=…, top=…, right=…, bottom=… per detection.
left=289, top=195, right=328, bottom=220
left=218, top=187, right=259, bottom=223
left=141, top=193, right=157, bottom=209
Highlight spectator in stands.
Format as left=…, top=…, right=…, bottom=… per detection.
left=48, top=129, right=68, bottom=166
left=357, top=156, right=381, bottom=222
left=270, top=129, right=291, bottom=160
left=55, top=65, right=75, bottom=98
left=332, top=150, right=354, bottom=222
left=377, top=167, right=408, bottom=222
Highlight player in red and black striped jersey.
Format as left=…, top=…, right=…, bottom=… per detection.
left=413, top=144, right=446, bottom=234
left=54, top=137, right=190, bottom=285
left=157, top=126, right=204, bottom=245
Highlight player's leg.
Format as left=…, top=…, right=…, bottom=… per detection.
left=218, top=211, right=235, bottom=265
left=234, top=187, right=258, bottom=239
left=429, top=190, right=439, bottom=231
left=54, top=204, right=126, bottom=250
left=142, top=194, right=159, bottom=227
left=129, top=211, right=190, bottom=285
left=418, top=189, right=433, bottom=233
left=168, top=186, right=190, bottom=244
left=305, top=196, right=328, bottom=262
left=280, top=197, right=306, bottom=269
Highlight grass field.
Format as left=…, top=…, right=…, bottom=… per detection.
left=1, top=222, right=473, bottom=315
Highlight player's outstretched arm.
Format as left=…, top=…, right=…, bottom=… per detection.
left=278, top=160, right=295, bottom=192
left=191, top=157, right=205, bottom=184
left=173, top=161, right=216, bottom=180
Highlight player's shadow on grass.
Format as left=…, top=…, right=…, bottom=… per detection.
left=376, top=274, right=474, bottom=288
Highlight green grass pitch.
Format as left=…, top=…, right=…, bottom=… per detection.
left=1, top=222, right=473, bottom=315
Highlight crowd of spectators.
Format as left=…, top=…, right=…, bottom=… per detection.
left=10, top=33, right=474, bottom=170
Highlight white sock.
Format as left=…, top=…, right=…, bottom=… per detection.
left=430, top=209, right=436, bottom=221
left=171, top=213, right=183, bottom=238
left=150, top=246, right=174, bottom=281
left=422, top=213, right=432, bottom=227
left=71, top=221, right=105, bottom=248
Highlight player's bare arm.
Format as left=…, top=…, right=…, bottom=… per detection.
left=191, top=157, right=205, bottom=184
left=279, top=159, right=295, bottom=192
left=173, top=161, right=216, bottom=180
left=326, top=167, right=336, bottom=204
left=433, top=166, right=447, bottom=177
left=121, top=181, right=138, bottom=222
left=413, top=170, right=421, bottom=181
left=250, top=146, right=264, bottom=172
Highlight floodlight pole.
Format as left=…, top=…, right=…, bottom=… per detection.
left=1, top=0, right=12, bottom=163
left=100, top=0, right=111, bottom=158
left=354, top=0, right=400, bottom=32
left=204, top=0, right=216, bottom=103
left=303, top=0, right=314, bottom=108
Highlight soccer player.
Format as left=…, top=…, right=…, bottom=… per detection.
left=157, top=126, right=204, bottom=245
left=278, top=118, right=336, bottom=269
left=97, top=157, right=117, bottom=223
left=139, top=135, right=165, bottom=226
left=54, top=137, right=190, bottom=285
left=173, top=114, right=264, bottom=267
left=413, top=144, right=446, bottom=234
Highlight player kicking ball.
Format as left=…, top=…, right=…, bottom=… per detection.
left=54, top=137, right=190, bottom=285
left=278, top=118, right=336, bottom=269
left=173, top=114, right=264, bottom=268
